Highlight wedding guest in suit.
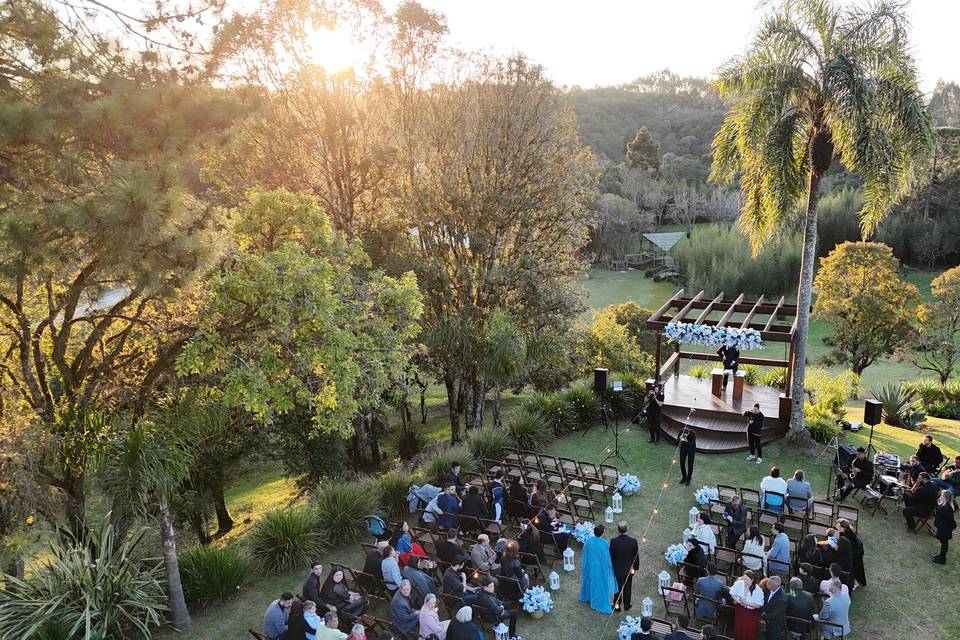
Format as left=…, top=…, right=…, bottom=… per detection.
left=760, top=575, right=787, bottom=640
left=629, top=617, right=654, bottom=639
left=722, top=495, right=748, bottom=547
left=904, top=472, right=940, bottom=531
left=917, top=435, right=943, bottom=474
left=797, top=563, right=819, bottom=594
left=813, top=580, right=850, bottom=638
left=664, top=615, right=694, bottom=640
left=786, top=577, right=815, bottom=639
left=694, top=563, right=725, bottom=622
left=609, top=522, right=640, bottom=611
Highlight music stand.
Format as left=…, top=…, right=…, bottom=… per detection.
left=602, top=381, right=627, bottom=464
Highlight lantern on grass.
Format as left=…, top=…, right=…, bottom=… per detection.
left=549, top=571, right=560, bottom=590
left=563, top=546, right=575, bottom=571
left=683, top=528, right=692, bottom=544
left=494, top=622, right=509, bottom=640
left=612, top=491, right=623, bottom=513
left=605, top=506, right=615, bottom=523
left=641, top=596, right=654, bottom=617
left=688, top=506, right=700, bottom=529
left=658, top=570, right=671, bottom=596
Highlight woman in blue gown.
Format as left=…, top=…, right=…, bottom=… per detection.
left=579, top=523, right=617, bottom=614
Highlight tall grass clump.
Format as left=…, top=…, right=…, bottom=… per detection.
left=468, top=429, right=512, bottom=464
left=759, top=367, right=788, bottom=388
left=380, top=471, right=416, bottom=520
left=506, top=411, right=554, bottom=451
left=249, top=509, right=325, bottom=575
left=525, top=393, right=576, bottom=436
left=392, top=424, right=426, bottom=462
left=178, top=545, right=250, bottom=609
left=422, top=445, right=477, bottom=485
left=563, top=385, right=600, bottom=430
left=313, top=480, right=382, bottom=547
left=688, top=365, right=711, bottom=380
left=740, top=364, right=762, bottom=385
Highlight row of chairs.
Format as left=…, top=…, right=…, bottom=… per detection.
left=710, top=484, right=859, bottom=538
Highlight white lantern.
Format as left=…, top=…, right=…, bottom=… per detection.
left=493, top=622, right=509, bottom=640
left=688, top=506, right=700, bottom=529
left=549, top=571, right=560, bottom=590
left=683, top=527, right=692, bottom=544
left=658, top=570, right=671, bottom=596
left=641, top=596, right=654, bottom=617
left=605, top=506, right=615, bottom=523
left=563, top=546, right=575, bottom=571
left=612, top=491, right=623, bottom=514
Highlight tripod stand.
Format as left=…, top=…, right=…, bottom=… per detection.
left=602, top=408, right=628, bottom=465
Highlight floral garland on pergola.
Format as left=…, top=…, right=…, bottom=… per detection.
left=663, top=322, right=764, bottom=350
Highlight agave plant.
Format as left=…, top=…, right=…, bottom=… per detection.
left=0, top=522, right=166, bottom=640
left=525, top=393, right=577, bottom=436
left=380, top=471, right=417, bottom=520
left=871, top=382, right=918, bottom=427
left=687, top=365, right=711, bottom=380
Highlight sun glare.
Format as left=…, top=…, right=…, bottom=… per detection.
left=307, top=27, right=365, bottom=72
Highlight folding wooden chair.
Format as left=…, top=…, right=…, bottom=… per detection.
left=914, top=514, right=937, bottom=536
left=740, top=551, right=764, bottom=574
left=248, top=630, right=268, bottom=640
left=502, top=448, right=522, bottom=464
left=810, top=500, right=835, bottom=525
left=660, top=585, right=690, bottom=617
left=678, top=561, right=704, bottom=588
left=836, top=504, right=859, bottom=527
left=818, top=619, right=845, bottom=639
left=807, top=520, right=830, bottom=537
left=539, top=455, right=565, bottom=489
left=353, top=569, right=390, bottom=602
left=568, top=488, right=597, bottom=521
left=649, top=616, right=676, bottom=636
left=714, top=546, right=739, bottom=574
left=740, top=487, right=761, bottom=512
left=365, top=617, right=396, bottom=640
left=782, top=514, right=806, bottom=540
left=518, top=552, right=546, bottom=584
left=762, top=490, right=787, bottom=514
left=691, top=593, right=721, bottom=628
left=717, top=483, right=739, bottom=501
left=758, top=509, right=781, bottom=529
left=785, top=616, right=813, bottom=640
left=558, top=456, right=582, bottom=479
left=600, top=463, right=620, bottom=492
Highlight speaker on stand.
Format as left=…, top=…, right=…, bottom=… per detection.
left=864, top=398, right=882, bottom=457
left=593, top=368, right=608, bottom=396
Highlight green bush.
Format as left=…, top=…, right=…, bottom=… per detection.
left=928, top=399, right=960, bottom=420
left=313, top=480, right=382, bottom=547
left=506, top=411, right=554, bottom=450
left=525, top=393, right=577, bottom=436
left=740, top=364, right=762, bottom=385
left=380, top=471, right=416, bottom=520
left=905, top=379, right=947, bottom=405
left=563, top=385, right=600, bottom=430
left=688, top=365, right=711, bottom=380
left=178, top=545, right=250, bottom=609
left=249, top=509, right=325, bottom=575
left=422, top=445, right=477, bottom=485
left=467, top=429, right=512, bottom=464
left=872, top=382, right=918, bottom=427
left=805, top=410, right=842, bottom=444
left=0, top=523, right=165, bottom=640
left=759, top=367, right=788, bottom=388
left=392, top=424, right=426, bottom=462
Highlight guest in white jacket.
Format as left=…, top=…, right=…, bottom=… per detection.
left=693, top=511, right=717, bottom=555
left=418, top=593, right=449, bottom=640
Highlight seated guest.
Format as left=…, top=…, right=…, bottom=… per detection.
left=530, top=479, right=556, bottom=510
left=798, top=563, right=819, bottom=594
left=381, top=546, right=403, bottom=594
left=837, top=518, right=865, bottom=588
left=437, top=529, right=464, bottom=564
left=446, top=461, right=466, bottom=496
left=321, top=568, right=369, bottom=618
left=302, top=562, right=327, bottom=612
left=392, top=522, right=427, bottom=568
left=818, top=563, right=849, bottom=596
left=948, top=455, right=960, bottom=471
left=904, top=472, right=940, bottom=531
left=813, top=580, right=850, bottom=638
left=263, top=592, right=295, bottom=640
left=760, top=467, right=789, bottom=511
left=836, top=447, right=873, bottom=501
left=533, top=505, right=570, bottom=551
left=664, top=614, right=693, bottom=640
left=475, top=576, right=518, bottom=637
left=437, top=484, right=461, bottom=531
left=741, top=526, right=765, bottom=572
left=518, top=519, right=545, bottom=565
left=289, top=600, right=311, bottom=640
left=389, top=581, right=419, bottom=640
left=817, top=529, right=851, bottom=573
left=442, top=556, right=480, bottom=606
left=447, top=606, right=481, bottom=640
left=722, top=495, right=748, bottom=547
left=683, top=538, right=707, bottom=580
left=489, top=470, right=507, bottom=523
left=933, top=466, right=960, bottom=497
left=917, top=435, right=943, bottom=474
left=418, top=593, right=449, bottom=640
left=694, top=563, right=725, bottom=621
left=786, top=577, right=815, bottom=638
left=499, top=539, right=530, bottom=592
left=460, top=486, right=489, bottom=528
left=901, top=455, right=924, bottom=484
left=766, top=522, right=790, bottom=574
left=349, top=624, right=366, bottom=640
left=363, top=541, right=387, bottom=580
left=799, top=533, right=821, bottom=566
left=470, top=534, right=501, bottom=574
left=629, top=616, right=654, bottom=639
left=786, top=469, right=813, bottom=513
left=315, top=611, right=348, bottom=640
left=506, top=474, right=531, bottom=519
left=401, top=556, right=437, bottom=608
left=699, top=625, right=718, bottom=640
left=692, top=511, right=717, bottom=555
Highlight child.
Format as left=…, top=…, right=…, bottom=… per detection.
left=303, top=600, right=321, bottom=640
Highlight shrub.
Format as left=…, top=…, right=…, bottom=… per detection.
left=392, top=424, right=426, bottom=462
left=928, top=399, right=960, bottom=420
left=422, top=445, right=477, bottom=485
left=0, top=523, right=165, bottom=640
left=563, top=386, right=600, bottom=430
left=313, top=480, right=382, bottom=547
left=903, top=379, right=944, bottom=406
left=740, top=364, right=762, bottom=385
left=468, top=429, right=512, bottom=464
left=805, top=410, right=842, bottom=444
left=379, top=471, right=415, bottom=520
left=178, top=545, right=250, bottom=609
left=688, top=365, right=711, bottom=380
left=506, top=411, right=554, bottom=451
left=759, top=367, right=788, bottom=388
left=525, top=393, right=577, bottom=436
left=249, top=509, right=325, bottom=575
left=871, top=382, right=918, bottom=427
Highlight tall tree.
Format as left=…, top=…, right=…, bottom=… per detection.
left=710, top=0, right=931, bottom=443
left=625, top=126, right=661, bottom=172
left=900, top=265, right=960, bottom=385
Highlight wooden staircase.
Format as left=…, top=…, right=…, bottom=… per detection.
left=660, top=406, right=788, bottom=453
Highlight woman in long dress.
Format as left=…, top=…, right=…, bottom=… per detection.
left=730, top=569, right=764, bottom=640
left=837, top=518, right=866, bottom=588
left=579, top=523, right=617, bottom=614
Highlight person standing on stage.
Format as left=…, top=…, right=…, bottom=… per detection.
left=679, top=425, right=697, bottom=485
left=716, top=344, right=740, bottom=389
left=745, top=403, right=764, bottom=464
left=646, top=382, right=665, bottom=444
left=609, top=522, right=639, bottom=611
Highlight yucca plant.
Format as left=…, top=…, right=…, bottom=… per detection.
left=525, top=393, right=576, bottom=436
left=688, top=365, right=711, bottom=380
left=249, top=509, right=325, bottom=574
left=422, top=445, right=476, bottom=485
left=313, top=480, right=382, bottom=546
left=740, top=364, right=762, bottom=385
left=178, top=545, right=250, bottom=609
left=506, top=410, right=553, bottom=451
left=0, top=523, right=166, bottom=640
left=380, top=471, right=416, bottom=520
left=871, top=382, right=917, bottom=427
left=759, top=367, right=788, bottom=388
left=467, top=429, right=512, bottom=463
left=562, top=386, right=600, bottom=430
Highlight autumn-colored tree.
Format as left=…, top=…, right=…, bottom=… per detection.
left=900, top=266, right=960, bottom=385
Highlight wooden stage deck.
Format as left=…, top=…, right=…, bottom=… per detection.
left=658, top=374, right=788, bottom=453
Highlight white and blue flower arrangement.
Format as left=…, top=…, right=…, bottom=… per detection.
left=617, top=616, right=646, bottom=640
left=694, top=485, right=719, bottom=506
left=616, top=473, right=640, bottom=495
left=573, top=521, right=596, bottom=544
left=521, top=585, right=554, bottom=613
left=663, top=322, right=764, bottom=350
left=664, top=542, right=686, bottom=566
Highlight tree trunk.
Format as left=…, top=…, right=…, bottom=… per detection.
left=420, top=384, right=427, bottom=424
left=786, top=169, right=821, bottom=448
left=211, top=471, right=234, bottom=536
left=492, top=385, right=502, bottom=429
left=444, top=374, right=462, bottom=443
left=188, top=506, right=210, bottom=546
left=159, top=496, right=192, bottom=629
left=63, top=479, right=86, bottom=540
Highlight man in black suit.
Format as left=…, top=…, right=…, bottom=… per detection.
left=716, top=344, right=739, bottom=388
left=836, top=447, right=873, bottom=501
left=903, top=472, right=940, bottom=531
left=761, top=575, right=788, bottom=640
left=679, top=425, right=697, bottom=485
left=646, top=382, right=664, bottom=443
left=786, top=577, right=815, bottom=638
left=916, top=435, right=943, bottom=474
left=609, top=521, right=640, bottom=611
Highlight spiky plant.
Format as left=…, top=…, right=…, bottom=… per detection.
left=312, top=480, right=382, bottom=546
left=249, top=509, right=325, bottom=575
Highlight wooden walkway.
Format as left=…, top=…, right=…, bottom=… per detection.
left=659, top=374, right=788, bottom=453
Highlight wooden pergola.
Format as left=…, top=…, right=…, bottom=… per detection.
left=646, top=288, right=799, bottom=391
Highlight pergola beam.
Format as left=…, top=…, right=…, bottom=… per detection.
left=678, top=351, right=790, bottom=368
left=694, top=292, right=725, bottom=325
left=669, top=290, right=704, bottom=324
left=648, top=288, right=684, bottom=325
left=715, top=293, right=744, bottom=328
left=740, top=294, right=765, bottom=329
left=764, top=295, right=786, bottom=332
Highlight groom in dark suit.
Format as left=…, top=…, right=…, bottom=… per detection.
left=761, top=575, right=788, bottom=640
left=609, top=521, right=639, bottom=611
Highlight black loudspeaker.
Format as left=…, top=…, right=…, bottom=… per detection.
left=837, top=444, right=858, bottom=472
left=593, top=368, right=608, bottom=395
left=864, top=399, right=882, bottom=426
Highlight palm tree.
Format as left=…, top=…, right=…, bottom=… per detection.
left=710, top=0, right=931, bottom=443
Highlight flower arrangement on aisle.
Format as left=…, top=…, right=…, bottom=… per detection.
left=556, top=523, right=574, bottom=536
left=616, top=473, right=640, bottom=495
left=663, top=322, right=764, bottom=350
left=694, top=485, right=719, bottom=506
left=521, top=585, right=554, bottom=618
left=664, top=542, right=686, bottom=566
left=617, top=616, right=646, bottom=640
left=573, top=521, right=596, bottom=544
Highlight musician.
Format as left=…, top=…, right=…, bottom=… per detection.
left=900, top=455, right=924, bottom=484
left=745, top=403, right=764, bottom=464
left=916, top=435, right=943, bottom=474
left=679, top=426, right=697, bottom=485
left=933, top=466, right=960, bottom=497
left=646, top=383, right=665, bottom=444
left=836, top=447, right=873, bottom=502
left=903, top=472, right=940, bottom=532
left=716, top=344, right=739, bottom=389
